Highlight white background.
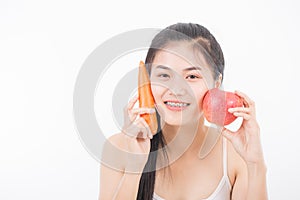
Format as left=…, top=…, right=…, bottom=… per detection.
left=1, top=0, right=300, bottom=199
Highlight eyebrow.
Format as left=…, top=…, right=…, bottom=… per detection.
left=183, top=66, right=202, bottom=71
left=155, top=65, right=202, bottom=71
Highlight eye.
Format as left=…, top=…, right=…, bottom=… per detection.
left=157, top=74, right=170, bottom=78
left=186, top=74, right=201, bottom=80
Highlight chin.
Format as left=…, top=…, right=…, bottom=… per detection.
left=163, top=118, right=185, bottom=126
left=163, top=113, right=200, bottom=126
left=156, top=103, right=201, bottom=126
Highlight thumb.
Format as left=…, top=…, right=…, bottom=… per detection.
left=221, top=127, right=235, bottom=142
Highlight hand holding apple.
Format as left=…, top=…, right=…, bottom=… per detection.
left=219, top=90, right=265, bottom=166
left=202, top=88, right=243, bottom=126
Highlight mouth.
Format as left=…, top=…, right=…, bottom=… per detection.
left=164, top=100, right=190, bottom=111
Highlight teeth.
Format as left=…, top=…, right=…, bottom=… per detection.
left=165, top=102, right=189, bottom=107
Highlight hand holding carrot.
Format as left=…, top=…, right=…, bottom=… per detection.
left=119, top=61, right=157, bottom=169
left=138, top=61, right=158, bottom=135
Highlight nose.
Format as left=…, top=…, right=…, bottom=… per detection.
left=168, top=77, right=187, bottom=96
left=168, top=86, right=186, bottom=96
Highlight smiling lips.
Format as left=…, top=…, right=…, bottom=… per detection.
left=164, top=100, right=190, bottom=111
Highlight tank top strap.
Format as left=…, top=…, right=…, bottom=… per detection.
left=222, top=136, right=228, bottom=176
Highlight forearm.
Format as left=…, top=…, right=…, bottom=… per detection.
left=246, top=162, right=268, bottom=200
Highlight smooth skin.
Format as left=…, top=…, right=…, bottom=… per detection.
left=99, top=42, right=268, bottom=200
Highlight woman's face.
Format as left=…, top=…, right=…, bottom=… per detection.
left=150, top=41, right=216, bottom=126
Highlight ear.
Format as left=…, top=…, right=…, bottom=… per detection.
left=214, top=74, right=222, bottom=88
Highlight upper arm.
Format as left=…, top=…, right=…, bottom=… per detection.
left=99, top=163, right=125, bottom=200
left=228, top=142, right=248, bottom=200
left=98, top=133, right=126, bottom=200
left=231, top=162, right=248, bottom=200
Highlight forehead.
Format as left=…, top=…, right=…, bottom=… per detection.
left=152, top=41, right=209, bottom=69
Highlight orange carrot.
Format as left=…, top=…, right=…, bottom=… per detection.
left=138, top=61, right=158, bottom=134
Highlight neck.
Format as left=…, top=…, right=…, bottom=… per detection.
left=161, top=116, right=209, bottom=158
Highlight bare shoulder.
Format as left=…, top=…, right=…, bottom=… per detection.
left=101, top=133, right=127, bottom=171
left=105, top=132, right=127, bottom=151
left=102, top=132, right=127, bottom=158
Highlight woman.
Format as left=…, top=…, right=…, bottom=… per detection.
left=99, top=23, right=268, bottom=200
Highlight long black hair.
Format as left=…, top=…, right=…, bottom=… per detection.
left=136, top=22, right=225, bottom=200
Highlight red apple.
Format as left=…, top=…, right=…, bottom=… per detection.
left=202, top=88, right=243, bottom=126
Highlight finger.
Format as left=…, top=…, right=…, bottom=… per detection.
left=131, top=107, right=156, bottom=115
left=122, top=120, right=143, bottom=138
left=136, top=131, right=144, bottom=139
left=124, top=96, right=139, bottom=122
left=235, top=90, right=255, bottom=107
left=127, top=95, right=139, bottom=110
left=122, top=127, right=136, bottom=138
left=232, top=112, right=251, bottom=120
left=221, top=127, right=235, bottom=142
left=137, top=126, right=148, bottom=139
left=123, top=113, right=153, bottom=139
left=123, top=107, right=138, bottom=125
left=228, top=107, right=251, bottom=114
left=138, top=117, right=153, bottom=139
left=143, top=129, right=148, bottom=139
left=133, top=118, right=149, bottom=139
left=135, top=125, right=147, bottom=139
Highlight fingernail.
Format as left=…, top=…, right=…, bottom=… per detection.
left=228, top=108, right=233, bottom=113
left=149, top=108, right=156, bottom=113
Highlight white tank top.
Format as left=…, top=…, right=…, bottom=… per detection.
left=153, top=137, right=232, bottom=200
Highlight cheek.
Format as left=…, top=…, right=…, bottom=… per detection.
left=190, top=82, right=209, bottom=108
left=150, top=83, right=168, bottom=118
left=200, top=69, right=215, bottom=89
left=150, top=83, right=164, bottom=103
